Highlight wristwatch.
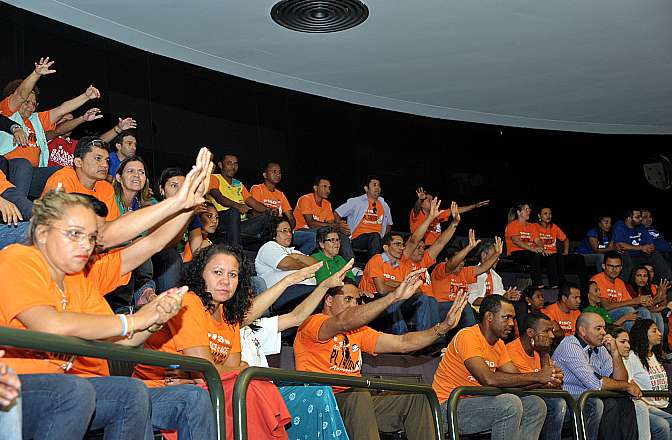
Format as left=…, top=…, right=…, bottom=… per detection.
left=10, top=123, right=21, bottom=133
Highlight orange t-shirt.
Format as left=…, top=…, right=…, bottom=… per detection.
left=506, top=338, right=541, bottom=373
left=293, top=193, right=334, bottom=230
left=351, top=199, right=383, bottom=239
left=505, top=220, right=536, bottom=255
left=42, top=167, right=120, bottom=221
left=591, top=272, right=631, bottom=303
left=250, top=184, right=292, bottom=214
left=0, top=97, right=55, bottom=167
left=432, top=325, right=511, bottom=404
left=134, top=292, right=241, bottom=387
left=358, top=253, right=433, bottom=295
left=533, top=223, right=567, bottom=254
left=431, top=264, right=477, bottom=302
left=0, top=244, right=121, bottom=376
left=409, top=209, right=450, bottom=245
left=541, top=302, right=580, bottom=336
left=0, top=170, right=15, bottom=194
left=294, top=313, right=381, bottom=392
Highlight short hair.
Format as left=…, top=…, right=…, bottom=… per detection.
left=74, top=136, right=109, bottom=161
left=313, top=176, right=330, bottom=186
left=526, top=312, right=552, bottom=332
left=604, top=250, right=622, bottom=263
left=478, top=242, right=495, bottom=257
left=575, top=312, right=603, bottom=333
left=112, top=130, right=136, bottom=148
left=558, top=283, right=579, bottom=301
left=3, top=79, right=39, bottom=100
left=382, top=231, right=405, bottom=247
left=316, top=226, right=339, bottom=243
left=325, top=278, right=358, bottom=297
left=480, top=295, right=511, bottom=318
left=362, top=175, right=381, bottom=188
left=263, top=162, right=280, bottom=172
left=624, top=208, right=641, bottom=219
left=524, top=285, right=542, bottom=299
left=72, top=193, right=108, bottom=218
left=220, top=152, right=238, bottom=162
left=154, top=167, right=185, bottom=200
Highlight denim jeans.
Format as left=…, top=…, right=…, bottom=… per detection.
left=20, top=373, right=97, bottom=440
left=148, top=385, right=216, bottom=440
left=268, top=283, right=316, bottom=315
left=0, top=221, right=29, bottom=248
left=0, top=394, right=21, bottom=440
left=293, top=228, right=354, bottom=260
left=351, top=232, right=382, bottom=262
left=541, top=397, right=567, bottom=440
left=649, top=406, right=672, bottom=440
left=441, top=393, right=546, bottom=440
left=608, top=306, right=652, bottom=331
left=582, top=397, right=604, bottom=440
left=215, top=209, right=271, bottom=247
left=438, top=300, right=477, bottom=329
left=386, top=293, right=440, bottom=334
left=7, top=158, right=60, bottom=198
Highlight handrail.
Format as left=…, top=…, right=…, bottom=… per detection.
left=577, top=389, right=672, bottom=440
left=0, top=327, right=226, bottom=440
left=447, top=386, right=581, bottom=440
left=232, top=366, right=443, bottom=440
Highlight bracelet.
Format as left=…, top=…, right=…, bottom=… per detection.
left=114, top=126, right=121, bottom=134
left=118, top=314, right=128, bottom=336
left=148, top=323, right=164, bottom=333
left=127, top=315, right=135, bottom=339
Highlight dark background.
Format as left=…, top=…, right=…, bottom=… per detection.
left=1, top=2, right=670, bottom=240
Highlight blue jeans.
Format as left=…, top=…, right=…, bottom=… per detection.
left=649, top=406, right=672, bottom=440
left=269, top=283, right=316, bottom=315
left=541, top=397, right=567, bottom=440
left=0, top=221, right=29, bottom=248
left=149, top=385, right=216, bottom=440
left=582, top=397, right=604, bottom=440
left=438, top=301, right=477, bottom=329
left=7, top=158, right=60, bottom=198
left=293, top=229, right=354, bottom=260
left=0, top=391, right=21, bottom=440
left=351, top=233, right=382, bottom=262
left=608, top=306, right=652, bottom=331
left=386, top=293, right=440, bottom=334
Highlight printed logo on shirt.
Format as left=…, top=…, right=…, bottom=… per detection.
left=208, top=332, right=232, bottom=364
left=362, top=208, right=382, bottom=226
left=519, top=231, right=532, bottom=243
left=606, top=288, right=623, bottom=301
left=557, top=320, right=574, bottom=332
left=49, top=145, right=74, bottom=167
left=630, top=233, right=643, bottom=246
left=537, top=232, right=556, bottom=251
left=328, top=334, right=362, bottom=374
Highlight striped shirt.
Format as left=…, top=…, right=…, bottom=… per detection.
left=552, top=335, right=613, bottom=397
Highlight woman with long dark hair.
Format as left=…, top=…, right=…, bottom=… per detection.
left=627, top=266, right=667, bottom=339
left=623, top=320, right=672, bottom=439
left=576, top=215, right=614, bottom=273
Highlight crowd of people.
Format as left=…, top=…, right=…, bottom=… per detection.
left=1, top=56, right=672, bottom=440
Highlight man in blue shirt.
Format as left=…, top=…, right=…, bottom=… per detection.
left=613, top=209, right=671, bottom=282
left=553, top=312, right=641, bottom=440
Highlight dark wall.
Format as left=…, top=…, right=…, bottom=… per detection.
left=1, top=2, right=670, bottom=240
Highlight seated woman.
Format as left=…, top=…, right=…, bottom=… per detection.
left=134, top=244, right=292, bottom=440
left=241, top=259, right=353, bottom=439
left=505, top=202, right=548, bottom=289
left=110, top=155, right=155, bottom=312
left=311, top=225, right=357, bottom=284
left=0, top=188, right=215, bottom=439
left=533, top=206, right=588, bottom=290
left=627, top=265, right=668, bottom=337
left=197, top=201, right=219, bottom=249
left=576, top=215, right=614, bottom=274
left=617, top=322, right=672, bottom=439
left=255, top=217, right=318, bottom=314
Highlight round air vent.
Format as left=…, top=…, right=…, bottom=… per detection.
left=271, top=0, right=369, bottom=33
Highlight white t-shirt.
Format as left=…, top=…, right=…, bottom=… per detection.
left=623, top=353, right=669, bottom=408
left=254, top=240, right=317, bottom=288
left=240, top=316, right=282, bottom=368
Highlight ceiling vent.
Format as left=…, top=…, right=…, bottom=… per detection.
left=271, top=0, right=369, bottom=33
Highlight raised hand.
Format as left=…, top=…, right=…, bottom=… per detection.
left=493, top=236, right=503, bottom=255
left=85, top=85, right=101, bottom=100
left=82, top=108, right=103, bottom=122
left=659, top=279, right=670, bottom=296
left=416, top=187, right=427, bottom=200
left=321, top=258, right=355, bottom=289
left=117, top=117, right=137, bottom=131
left=428, top=197, right=445, bottom=220
left=503, top=287, right=521, bottom=302
left=390, top=268, right=425, bottom=302
left=34, top=57, right=56, bottom=76
left=175, top=147, right=213, bottom=210
left=476, top=200, right=490, bottom=208
left=284, top=261, right=323, bottom=286
left=442, top=290, right=468, bottom=331
left=450, top=201, right=461, bottom=224
left=467, top=229, right=481, bottom=249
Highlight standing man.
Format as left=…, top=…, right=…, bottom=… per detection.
left=432, top=295, right=555, bottom=440
left=293, top=176, right=353, bottom=259
left=206, top=152, right=271, bottom=246
left=335, top=176, right=393, bottom=261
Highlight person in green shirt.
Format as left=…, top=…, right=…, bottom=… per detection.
left=312, top=226, right=357, bottom=284
left=583, top=280, right=635, bottom=327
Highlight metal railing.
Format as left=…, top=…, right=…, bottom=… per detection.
left=232, top=366, right=444, bottom=440
left=446, top=386, right=581, bottom=440
left=577, top=389, right=672, bottom=440
left=0, top=327, right=226, bottom=440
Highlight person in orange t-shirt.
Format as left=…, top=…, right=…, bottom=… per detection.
left=505, top=202, right=547, bottom=288
left=293, top=176, right=353, bottom=259
left=0, top=190, right=218, bottom=438
left=410, top=186, right=489, bottom=245
left=250, top=162, right=295, bottom=224
left=295, top=273, right=468, bottom=440
left=592, top=251, right=654, bottom=331
left=431, top=231, right=503, bottom=329
left=135, top=244, right=293, bottom=440
left=542, top=284, right=582, bottom=339
left=1, top=57, right=101, bottom=198
left=432, top=295, right=559, bottom=438
left=42, top=136, right=120, bottom=221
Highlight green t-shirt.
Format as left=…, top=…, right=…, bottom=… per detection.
left=311, top=250, right=356, bottom=284
left=583, top=305, right=613, bottom=324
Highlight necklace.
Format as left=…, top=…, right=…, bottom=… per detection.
left=55, top=284, right=68, bottom=311
left=55, top=283, right=75, bottom=371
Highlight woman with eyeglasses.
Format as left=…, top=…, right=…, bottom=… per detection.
left=311, top=225, right=357, bottom=284
left=254, top=216, right=319, bottom=314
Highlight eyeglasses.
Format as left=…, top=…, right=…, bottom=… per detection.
left=52, top=227, right=98, bottom=245
left=324, top=238, right=340, bottom=243
left=23, top=100, right=38, bottom=108
left=390, top=241, right=405, bottom=248
left=276, top=228, right=292, bottom=234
